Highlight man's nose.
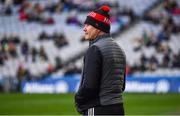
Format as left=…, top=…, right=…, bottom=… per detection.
left=83, top=25, right=87, bottom=32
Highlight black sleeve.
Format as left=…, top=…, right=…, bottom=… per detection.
left=75, top=45, right=102, bottom=105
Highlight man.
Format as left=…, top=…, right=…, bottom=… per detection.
left=75, top=5, right=126, bottom=115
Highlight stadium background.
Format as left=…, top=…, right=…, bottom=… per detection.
left=0, top=0, right=180, bottom=115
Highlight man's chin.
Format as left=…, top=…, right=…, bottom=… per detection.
left=84, top=36, right=90, bottom=40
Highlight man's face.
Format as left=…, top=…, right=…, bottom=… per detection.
left=83, top=24, right=100, bottom=40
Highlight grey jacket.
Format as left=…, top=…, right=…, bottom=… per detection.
left=75, top=34, right=126, bottom=114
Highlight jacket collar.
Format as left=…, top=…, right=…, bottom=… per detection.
left=89, top=34, right=111, bottom=46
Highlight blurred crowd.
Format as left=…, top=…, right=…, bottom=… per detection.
left=127, top=0, right=180, bottom=75
left=0, top=0, right=180, bottom=92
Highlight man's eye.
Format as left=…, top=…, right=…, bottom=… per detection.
left=85, top=24, right=89, bottom=26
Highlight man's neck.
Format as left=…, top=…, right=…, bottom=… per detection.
left=89, top=33, right=111, bottom=46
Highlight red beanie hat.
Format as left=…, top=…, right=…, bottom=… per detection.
left=84, top=5, right=111, bottom=33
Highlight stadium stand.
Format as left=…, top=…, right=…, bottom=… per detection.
left=0, top=0, right=179, bottom=92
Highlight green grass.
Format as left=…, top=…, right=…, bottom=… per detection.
left=124, top=93, right=180, bottom=115
left=0, top=93, right=180, bottom=115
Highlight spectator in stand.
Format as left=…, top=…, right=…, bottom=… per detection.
left=31, top=47, right=38, bottom=62
left=157, top=26, right=171, bottom=42
left=163, top=0, right=179, bottom=14
left=157, top=42, right=171, bottom=53
left=0, top=48, right=5, bottom=65
left=139, top=53, right=148, bottom=71
left=54, top=33, right=68, bottom=48
left=47, top=63, right=55, bottom=74
left=8, top=40, right=17, bottom=58
left=18, top=1, right=55, bottom=24
left=45, top=0, right=64, bottom=13
left=125, top=64, right=132, bottom=76
left=21, top=41, right=29, bottom=61
left=10, top=34, right=20, bottom=44
left=172, top=51, right=180, bottom=68
left=26, top=3, right=43, bottom=22
left=1, top=5, right=12, bottom=15
left=38, top=31, right=48, bottom=40
left=148, top=54, right=159, bottom=71
left=66, top=11, right=82, bottom=26
left=1, top=35, right=8, bottom=45
left=55, top=56, right=63, bottom=69
left=39, top=46, right=48, bottom=61
left=16, top=64, right=26, bottom=91
left=14, top=0, right=25, bottom=5
left=161, top=52, right=171, bottom=68
left=142, top=30, right=151, bottom=47
left=0, top=0, right=13, bottom=16
left=18, top=1, right=31, bottom=21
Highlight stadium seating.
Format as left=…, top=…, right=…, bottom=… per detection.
left=0, top=0, right=180, bottom=92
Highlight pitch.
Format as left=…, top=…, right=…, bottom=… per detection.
left=0, top=93, right=179, bottom=115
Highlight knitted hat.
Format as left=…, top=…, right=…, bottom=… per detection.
left=84, top=5, right=111, bottom=33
